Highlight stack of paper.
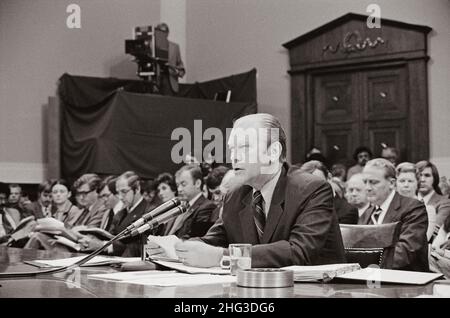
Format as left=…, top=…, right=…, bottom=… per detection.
left=152, top=259, right=230, bottom=275
left=281, top=263, right=361, bottom=282
left=337, top=268, right=443, bottom=285
left=27, top=256, right=141, bottom=268
left=88, top=270, right=236, bottom=287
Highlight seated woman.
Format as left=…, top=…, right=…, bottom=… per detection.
left=25, top=179, right=82, bottom=250
left=155, top=172, right=177, bottom=203
left=396, top=162, right=437, bottom=241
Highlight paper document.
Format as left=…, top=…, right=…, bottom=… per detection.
left=88, top=270, right=178, bottom=281
left=147, top=235, right=181, bottom=259
left=282, top=263, right=361, bottom=282
left=153, top=259, right=230, bottom=275
left=89, top=270, right=235, bottom=286
left=337, top=268, right=443, bottom=285
left=30, top=256, right=141, bottom=268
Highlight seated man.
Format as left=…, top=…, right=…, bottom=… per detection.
left=430, top=215, right=450, bottom=277
left=298, top=160, right=358, bottom=224
left=163, top=164, right=217, bottom=238
left=174, top=113, right=345, bottom=268
left=359, top=158, right=429, bottom=271
left=345, top=173, right=371, bottom=219
left=23, top=180, right=53, bottom=219
left=79, top=171, right=154, bottom=257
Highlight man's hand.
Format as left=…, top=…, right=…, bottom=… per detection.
left=174, top=240, right=223, bottom=268
left=78, top=235, right=105, bottom=252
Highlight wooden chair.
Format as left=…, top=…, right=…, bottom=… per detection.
left=339, top=222, right=402, bottom=268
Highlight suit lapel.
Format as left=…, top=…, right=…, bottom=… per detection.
left=239, top=188, right=259, bottom=244
left=170, top=196, right=203, bottom=235
left=358, top=205, right=374, bottom=224
left=261, top=167, right=287, bottom=244
left=381, top=193, right=401, bottom=224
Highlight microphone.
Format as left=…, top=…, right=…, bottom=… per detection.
left=124, top=197, right=181, bottom=233
left=128, top=203, right=188, bottom=237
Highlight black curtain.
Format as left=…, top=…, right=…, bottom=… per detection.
left=58, top=72, right=257, bottom=180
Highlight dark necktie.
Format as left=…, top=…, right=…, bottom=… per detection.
left=370, top=206, right=383, bottom=225
left=0, top=209, right=14, bottom=235
left=252, top=190, right=266, bottom=241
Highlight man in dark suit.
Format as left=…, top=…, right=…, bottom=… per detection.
left=164, top=164, right=216, bottom=238
left=175, top=113, right=345, bottom=268
left=23, top=180, right=53, bottom=219
left=359, top=158, right=429, bottom=272
left=79, top=171, right=152, bottom=257
left=155, top=23, right=185, bottom=95
left=298, top=160, right=358, bottom=224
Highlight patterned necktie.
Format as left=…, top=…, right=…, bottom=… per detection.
left=252, top=190, right=266, bottom=241
left=370, top=206, right=383, bottom=225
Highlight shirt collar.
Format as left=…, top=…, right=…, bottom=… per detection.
left=358, top=202, right=371, bottom=217
left=254, top=167, right=282, bottom=216
left=418, top=190, right=435, bottom=205
left=128, top=197, right=143, bottom=213
left=379, top=190, right=396, bottom=213
left=188, top=192, right=203, bottom=208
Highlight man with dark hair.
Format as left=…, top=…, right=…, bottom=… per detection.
left=381, top=147, right=399, bottom=166
left=23, top=180, right=53, bottom=219
left=163, top=164, right=216, bottom=238
left=416, top=160, right=450, bottom=229
left=71, top=173, right=107, bottom=228
left=175, top=113, right=345, bottom=268
left=206, top=166, right=230, bottom=206
left=359, top=158, right=429, bottom=271
left=347, top=146, right=372, bottom=180
left=79, top=171, right=154, bottom=257
left=299, top=160, right=358, bottom=224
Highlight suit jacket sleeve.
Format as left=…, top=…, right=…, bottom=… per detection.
left=251, top=180, right=336, bottom=267
left=188, top=202, right=217, bottom=238
left=200, top=215, right=229, bottom=247
left=435, top=198, right=450, bottom=228
left=393, top=200, right=428, bottom=270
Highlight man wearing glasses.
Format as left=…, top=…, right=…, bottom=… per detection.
left=71, top=174, right=107, bottom=228
left=79, top=171, right=153, bottom=257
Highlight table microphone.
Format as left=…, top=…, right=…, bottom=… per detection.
left=127, top=203, right=188, bottom=237
left=124, top=197, right=181, bottom=234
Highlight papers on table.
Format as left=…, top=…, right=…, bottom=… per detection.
left=337, top=268, right=443, bottom=285
left=152, top=259, right=230, bottom=275
left=88, top=270, right=236, bottom=287
left=147, top=235, right=181, bottom=259
left=28, top=256, right=141, bottom=268
left=282, top=263, right=361, bottom=282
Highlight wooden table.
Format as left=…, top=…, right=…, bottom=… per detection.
left=0, top=247, right=443, bottom=298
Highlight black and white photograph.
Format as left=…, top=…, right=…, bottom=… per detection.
left=0, top=0, right=449, bottom=301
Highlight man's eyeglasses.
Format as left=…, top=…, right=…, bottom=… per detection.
left=76, top=189, right=95, bottom=197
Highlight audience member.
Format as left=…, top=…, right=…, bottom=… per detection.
left=360, top=158, right=428, bottom=271
left=417, top=160, right=450, bottom=229
left=345, top=173, right=371, bottom=218
left=347, top=146, right=372, bottom=180
left=299, top=160, right=358, bottom=224
left=396, top=162, right=436, bottom=240
left=164, top=164, right=216, bottom=238
left=155, top=172, right=177, bottom=203
left=23, top=180, right=53, bottom=219
left=381, top=146, right=399, bottom=166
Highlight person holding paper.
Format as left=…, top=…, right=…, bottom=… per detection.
left=174, top=113, right=345, bottom=268
left=359, top=158, right=429, bottom=271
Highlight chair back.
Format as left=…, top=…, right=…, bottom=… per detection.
left=340, top=222, right=402, bottom=268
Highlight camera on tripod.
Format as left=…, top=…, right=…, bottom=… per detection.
left=125, top=25, right=169, bottom=82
